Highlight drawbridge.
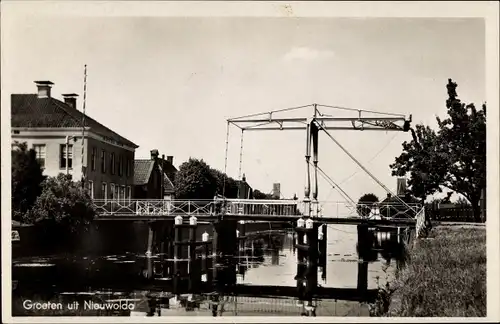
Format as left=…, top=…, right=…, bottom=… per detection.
left=94, top=103, right=426, bottom=233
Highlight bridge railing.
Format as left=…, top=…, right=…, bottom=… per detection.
left=92, top=199, right=217, bottom=217
left=299, top=201, right=422, bottom=219
left=224, top=199, right=300, bottom=216
left=92, top=199, right=421, bottom=219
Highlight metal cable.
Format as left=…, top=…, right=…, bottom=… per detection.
left=228, top=104, right=314, bottom=121
left=312, top=162, right=357, bottom=209
left=81, top=64, right=87, bottom=189
left=339, top=132, right=399, bottom=186
left=317, top=104, right=406, bottom=117
left=222, top=122, right=230, bottom=198
left=324, top=131, right=400, bottom=200
left=238, top=129, right=244, bottom=180
left=315, top=120, right=418, bottom=214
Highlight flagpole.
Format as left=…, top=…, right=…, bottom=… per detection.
left=81, top=64, right=87, bottom=190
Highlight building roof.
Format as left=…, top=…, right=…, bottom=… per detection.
left=158, top=163, right=176, bottom=194
left=134, top=159, right=176, bottom=193
left=162, top=173, right=175, bottom=194
left=380, top=194, right=420, bottom=205
left=160, top=161, right=177, bottom=181
left=134, top=160, right=156, bottom=185
left=11, top=94, right=138, bottom=148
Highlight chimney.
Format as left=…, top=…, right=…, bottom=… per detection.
left=62, top=93, right=78, bottom=109
left=166, top=156, right=173, bottom=165
left=150, top=149, right=159, bottom=161
left=34, top=81, right=54, bottom=98
left=272, top=183, right=281, bottom=199
left=397, top=177, right=407, bottom=197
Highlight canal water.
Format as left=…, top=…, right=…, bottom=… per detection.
left=11, top=224, right=406, bottom=317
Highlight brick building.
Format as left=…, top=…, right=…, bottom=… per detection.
left=11, top=80, right=138, bottom=201
left=133, top=150, right=177, bottom=199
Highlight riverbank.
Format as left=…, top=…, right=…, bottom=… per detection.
left=386, top=224, right=486, bottom=317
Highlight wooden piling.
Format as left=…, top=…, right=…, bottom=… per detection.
left=304, top=220, right=319, bottom=300
left=173, top=216, right=183, bottom=295
left=357, top=224, right=370, bottom=260
left=201, top=231, right=209, bottom=284
left=144, top=222, right=155, bottom=279
left=357, top=260, right=368, bottom=293
left=212, top=220, right=220, bottom=290
left=295, top=218, right=306, bottom=299
left=225, top=220, right=238, bottom=290
left=188, top=216, right=198, bottom=292
left=356, top=224, right=369, bottom=293
left=318, top=224, right=327, bottom=282
left=237, top=220, right=246, bottom=251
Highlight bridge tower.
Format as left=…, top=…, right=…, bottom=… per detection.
left=226, top=103, right=414, bottom=306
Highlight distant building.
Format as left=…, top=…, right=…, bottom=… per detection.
left=133, top=150, right=177, bottom=199
left=159, top=155, right=177, bottom=200
left=376, top=178, right=420, bottom=218
left=11, top=80, right=138, bottom=201
left=272, top=183, right=281, bottom=199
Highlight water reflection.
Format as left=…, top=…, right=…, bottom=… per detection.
left=12, top=224, right=409, bottom=316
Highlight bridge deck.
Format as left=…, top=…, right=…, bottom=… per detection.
left=93, top=198, right=419, bottom=226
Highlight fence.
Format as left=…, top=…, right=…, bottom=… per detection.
left=426, top=204, right=485, bottom=223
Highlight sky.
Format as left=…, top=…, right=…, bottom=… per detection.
left=2, top=5, right=486, bottom=206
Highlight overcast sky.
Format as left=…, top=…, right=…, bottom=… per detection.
left=2, top=4, right=486, bottom=207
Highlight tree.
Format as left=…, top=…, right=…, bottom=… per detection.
left=390, top=79, right=486, bottom=222
left=211, top=168, right=239, bottom=198
left=252, top=189, right=275, bottom=200
left=174, top=158, right=218, bottom=199
left=24, top=174, right=96, bottom=232
left=357, top=193, right=379, bottom=217
left=11, top=142, right=45, bottom=222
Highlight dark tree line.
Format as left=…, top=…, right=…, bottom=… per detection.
left=173, top=158, right=275, bottom=200
left=389, top=79, right=486, bottom=222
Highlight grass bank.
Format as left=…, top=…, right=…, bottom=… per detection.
left=387, top=225, right=486, bottom=317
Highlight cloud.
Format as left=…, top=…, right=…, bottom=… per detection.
left=283, top=47, right=335, bottom=62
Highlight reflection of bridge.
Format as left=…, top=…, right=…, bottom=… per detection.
left=93, top=198, right=422, bottom=227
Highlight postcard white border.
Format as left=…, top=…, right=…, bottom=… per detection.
left=1, top=1, right=499, bottom=323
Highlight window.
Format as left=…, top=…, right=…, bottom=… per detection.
left=114, top=184, right=119, bottom=201
left=101, top=150, right=106, bottom=173
left=110, top=183, right=115, bottom=200
left=127, top=158, right=132, bottom=177
left=33, top=144, right=46, bottom=168
left=127, top=186, right=131, bottom=202
left=91, top=147, right=97, bottom=171
left=102, top=182, right=107, bottom=201
left=118, top=155, right=123, bottom=176
left=120, top=186, right=125, bottom=202
left=60, top=144, right=73, bottom=169
left=110, top=153, right=116, bottom=175
left=88, top=180, right=94, bottom=199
